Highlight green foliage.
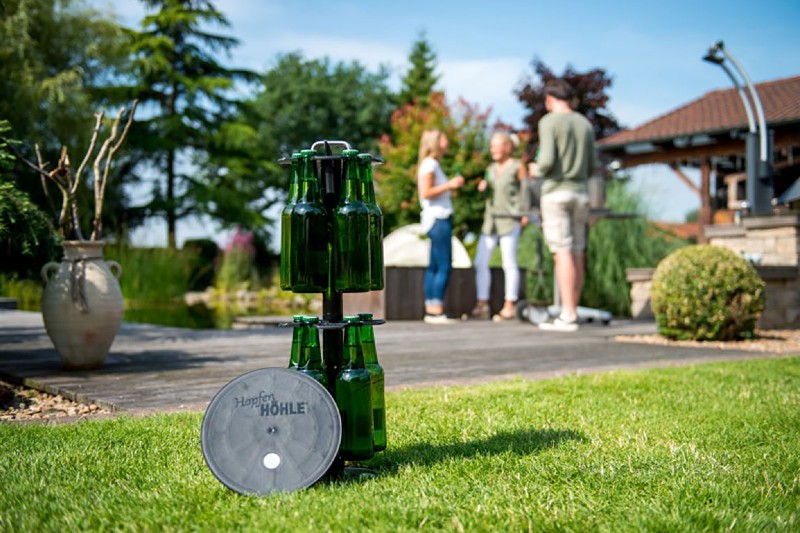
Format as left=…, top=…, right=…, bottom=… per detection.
left=253, top=53, right=394, bottom=157
left=104, top=244, right=198, bottom=301
left=0, top=274, right=42, bottom=311
left=2, top=358, right=800, bottom=530
left=582, top=180, right=689, bottom=316
left=214, top=229, right=259, bottom=292
left=376, top=92, right=490, bottom=238
left=0, top=0, right=129, bottom=156
left=182, top=238, right=219, bottom=291
left=0, top=182, right=59, bottom=280
left=236, top=52, right=395, bottom=246
left=651, top=245, right=766, bottom=341
left=122, top=0, right=258, bottom=248
left=515, top=224, right=554, bottom=304
left=516, top=58, right=622, bottom=144
left=0, top=0, right=131, bottom=237
left=397, top=32, right=440, bottom=107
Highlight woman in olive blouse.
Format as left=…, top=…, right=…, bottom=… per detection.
left=471, top=132, right=530, bottom=320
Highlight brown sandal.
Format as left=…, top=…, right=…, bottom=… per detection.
left=492, top=308, right=516, bottom=321
left=470, top=303, right=490, bottom=320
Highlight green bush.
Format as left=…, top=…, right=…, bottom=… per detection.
left=0, top=182, right=59, bottom=280
left=651, top=245, right=765, bottom=341
left=183, top=238, right=219, bottom=291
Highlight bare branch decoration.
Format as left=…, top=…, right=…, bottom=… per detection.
left=15, top=100, right=138, bottom=241
left=91, top=100, right=139, bottom=240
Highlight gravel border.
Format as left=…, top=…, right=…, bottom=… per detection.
left=615, top=329, right=800, bottom=354
left=0, top=379, right=112, bottom=423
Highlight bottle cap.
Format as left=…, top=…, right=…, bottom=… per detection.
left=341, top=149, right=359, bottom=157
left=357, top=153, right=372, bottom=161
left=357, top=313, right=373, bottom=320
left=301, top=316, right=319, bottom=324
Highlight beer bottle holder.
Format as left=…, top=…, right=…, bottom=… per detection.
left=202, top=140, right=387, bottom=496
left=279, top=140, right=386, bottom=471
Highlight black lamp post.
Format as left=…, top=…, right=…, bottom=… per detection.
left=703, top=40, right=773, bottom=215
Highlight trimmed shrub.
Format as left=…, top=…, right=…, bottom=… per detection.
left=651, top=245, right=765, bottom=341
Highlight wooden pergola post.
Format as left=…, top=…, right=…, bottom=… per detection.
left=698, top=159, right=712, bottom=243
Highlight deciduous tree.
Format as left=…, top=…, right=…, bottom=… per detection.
left=515, top=58, right=622, bottom=148
left=376, top=92, right=492, bottom=238
left=0, top=0, right=130, bottom=235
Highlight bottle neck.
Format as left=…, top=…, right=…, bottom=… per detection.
left=344, top=325, right=365, bottom=367
left=358, top=160, right=376, bottom=204
left=298, top=157, right=320, bottom=202
left=359, top=324, right=378, bottom=364
left=288, top=160, right=300, bottom=203
left=305, top=326, right=322, bottom=364
left=297, top=177, right=319, bottom=203
left=290, top=324, right=305, bottom=366
left=341, top=158, right=361, bottom=202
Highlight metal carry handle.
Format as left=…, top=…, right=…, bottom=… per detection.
left=311, top=140, right=352, bottom=153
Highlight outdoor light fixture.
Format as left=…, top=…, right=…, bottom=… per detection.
left=703, top=40, right=773, bottom=215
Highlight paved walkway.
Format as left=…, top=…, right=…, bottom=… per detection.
left=0, top=309, right=782, bottom=414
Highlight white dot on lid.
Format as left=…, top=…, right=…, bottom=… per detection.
left=263, top=453, right=281, bottom=470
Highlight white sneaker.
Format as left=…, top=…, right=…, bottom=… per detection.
left=538, top=316, right=579, bottom=332
left=424, top=314, right=458, bottom=325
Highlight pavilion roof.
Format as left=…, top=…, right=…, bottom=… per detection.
left=599, top=75, right=800, bottom=150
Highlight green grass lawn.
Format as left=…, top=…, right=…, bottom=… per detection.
left=2, top=357, right=799, bottom=532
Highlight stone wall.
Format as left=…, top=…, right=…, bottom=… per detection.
left=626, top=267, right=799, bottom=329
left=705, top=214, right=800, bottom=266
left=629, top=214, right=799, bottom=329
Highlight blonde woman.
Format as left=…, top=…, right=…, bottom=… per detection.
left=471, top=132, right=530, bottom=320
left=417, top=129, right=465, bottom=324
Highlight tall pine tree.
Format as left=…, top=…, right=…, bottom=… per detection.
left=123, top=0, right=256, bottom=249
left=396, top=33, right=440, bottom=107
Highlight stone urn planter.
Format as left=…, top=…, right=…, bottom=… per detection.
left=40, top=241, right=123, bottom=369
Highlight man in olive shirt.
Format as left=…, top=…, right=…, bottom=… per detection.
left=528, top=79, right=596, bottom=332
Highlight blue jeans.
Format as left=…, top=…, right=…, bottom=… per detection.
left=424, top=217, right=453, bottom=308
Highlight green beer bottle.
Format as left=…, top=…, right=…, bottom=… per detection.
left=358, top=154, right=384, bottom=290
left=333, top=150, right=370, bottom=292
left=287, top=314, right=305, bottom=370
left=290, top=150, right=329, bottom=292
left=279, top=153, right=303, bottom=290
left=298, top=316, right=327, bottom=389
left=335, top=316, right=374, bottom=461
left=357, top=312, right=386, bottom=452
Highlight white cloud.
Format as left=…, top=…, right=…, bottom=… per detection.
left=269, top=33, right=407, bottom=72
left=439, top=57, right=529, bottom=124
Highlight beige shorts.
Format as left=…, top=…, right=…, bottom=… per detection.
left=540, top=190, right=590, bottom=252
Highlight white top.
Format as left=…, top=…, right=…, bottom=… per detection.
left=417, top=156, right=452, bottom=234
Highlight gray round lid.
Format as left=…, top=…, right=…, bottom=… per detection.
left=201, top=368, right=341, bottom=496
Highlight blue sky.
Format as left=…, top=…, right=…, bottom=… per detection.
left=94, top=0, right=800, bottom=245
